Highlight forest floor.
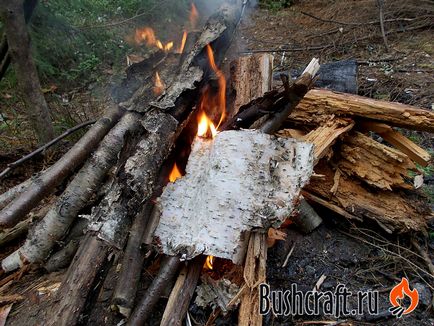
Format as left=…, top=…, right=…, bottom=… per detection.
left=0, top=1, right=433, bottom=325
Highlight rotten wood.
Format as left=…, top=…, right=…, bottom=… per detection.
left=159, top=256, right=206, bottom=326
left=128, top=256, right=181, bottom=325
left=0, top=106, right=123, bottom=228
left=290, top=89, right=434, bottom=132
left=304, top=161, right=431, bottom=233
left=338, top=131, right=416, bottom=190
left=239, top=232, right=267, bottom=326
left=358, top=121, right=431, bottom=167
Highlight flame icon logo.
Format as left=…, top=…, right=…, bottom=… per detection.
left=389, top=277, right=419, bottom=318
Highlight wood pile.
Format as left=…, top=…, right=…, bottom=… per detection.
left=0, top=0, right=432, bottom=325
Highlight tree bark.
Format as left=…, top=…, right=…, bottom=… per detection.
left=2, top=0, right=54, bottom=144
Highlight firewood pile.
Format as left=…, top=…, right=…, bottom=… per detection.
left=0, top=1, right=432, bottom=325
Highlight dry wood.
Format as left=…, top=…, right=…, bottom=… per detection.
left=2, top=112, right=141, bottom=272
left=0, top=218, right=31, bottom=248
left=304, top=162, right=431, bottom=233
left=112, top=203, right=153, bottom=317
left=0, top=106, right=123, bottom=228
left=45, top=235, right=109, bottom=326
left=359, top=121, right=431, bottom=167
left=338, top=131, right=415, bottom=190
left=160, top=256, right=206, bottom=326
left=239, top=232, right=267, bottom=326
left=303, top=118, right=354, bottom=164
left=229, top=54, right=274, bottom=117
left=128, top=256, right=181, bottom=325
left=290, top=89, right=434, bottom=132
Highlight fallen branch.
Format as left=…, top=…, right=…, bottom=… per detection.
left=0, top=119, right=97, bottom=180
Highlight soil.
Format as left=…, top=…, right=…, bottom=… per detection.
left=1, top=1, right=433, bottom=325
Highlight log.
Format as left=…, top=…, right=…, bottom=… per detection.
left=160, top=256, right=206, bottom=326
left=338, top=131, right=416, bottom=190
left=291, top=197, right=323, bottom=234
left=45, top=235, right=110, bottom=326
left=239, top=232, right=267, bottom=326
left=229, top=54, right=274, bottom=117
left=0, top=178, right=33, bottom=211
left=112, top=203, right=153, bottom=317
left=0, top=106, right=123, bottom=228
left=305, top=161, right=431, bottom=233
left=290, top=89, right=434, bottom=132
left=128, top=256, right=181, bottom=325
left=2, top=112, right=141, bottom=272
left=358, top=121, right=431, bottom=167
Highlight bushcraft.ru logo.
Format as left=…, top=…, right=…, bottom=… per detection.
left=388, top=277, right=419, bottom=318
left=258, top=283, right=379, bottom=317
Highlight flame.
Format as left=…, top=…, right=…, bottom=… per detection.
left=197, top=111, right=217, bottom=138
left=169, top=163, right=182, bottom=182
left=190, top=3, right=199, bottom=29
left=205, top=44, right=226, bottom=129
left=389, top=278, right=419, bottom=315
left=204, top=255, right=214, bottom=270
left=153, top=72, right=165, bottom=95
left=177, top=31, right=187, bottom=54
left=134, top=27, right=174, bottom=52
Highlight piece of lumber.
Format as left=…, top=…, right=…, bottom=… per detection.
left=358, top=121, right=431, bottom=167
left=0, top=106, right=123, bottom=228
left=304, top=161, right=431, bottom=233
left=303, top=118, right=354, bottom=164
left=128, top=256, right=181, bottom=325
left=229, top=54, right=273, bottom=117
left=155, top=130, right=314, bottom=263
left=239, top=232, right=267, bottom=326
left=160, top=256, right=206, bottom=326
left=290, top=89, right=434, bottom=132
left=338, top=131, right=415, bottom=190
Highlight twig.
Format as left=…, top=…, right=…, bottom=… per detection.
left=312, top=274, right=327, bottom=293
left=281, top=242, right=296, bottom=268
left=0, top=119, right=96, bottom=180
left=376, top=0, right=389, bottom=52
left=411, top=238, right=434, bottom=277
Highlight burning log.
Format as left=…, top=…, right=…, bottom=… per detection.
left=290, top=89, right=434, bottom=132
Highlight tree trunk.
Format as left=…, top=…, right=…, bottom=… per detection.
left=2, top=0, right=54, bottom=144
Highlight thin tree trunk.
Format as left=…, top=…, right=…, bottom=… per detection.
left=3, top=0, right=54, bottom=144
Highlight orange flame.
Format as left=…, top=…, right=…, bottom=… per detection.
left=169, top=163, right=182, bottom=182
left=177, top=31, right=188, bottom=54
left=190, top=3, right=199, bottom=29
left=204, top=255, right=214, bottom=270
left=389, top=278, right=419, bottom=315
left=153, top=72, right=165, bottom=95
left=197, top=111, right=217, bottom=138
left=134, top=27, right=174, bottom=52
left=205, top=44, right=226, bottom=129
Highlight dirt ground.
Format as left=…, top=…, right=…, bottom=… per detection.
left=0, top=1, right=433, bottom=325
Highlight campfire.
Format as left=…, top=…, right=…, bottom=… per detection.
left=0, top=1, right=433, bottom=326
